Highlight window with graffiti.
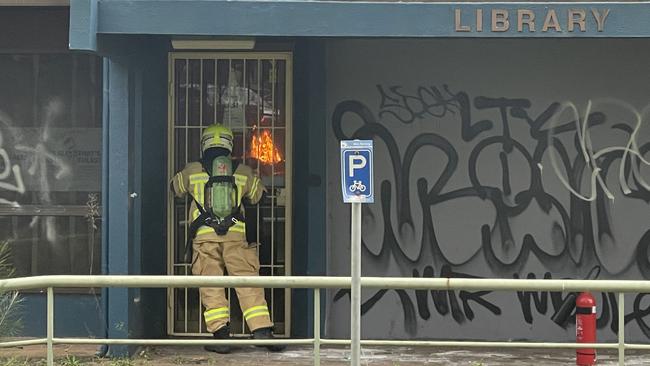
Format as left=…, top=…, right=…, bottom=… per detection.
left=0, top=54, right=102, bottom=278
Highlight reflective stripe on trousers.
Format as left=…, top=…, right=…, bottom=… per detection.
left=204, top=306, right=230, bottom=323
left=243, top=305, right=270, bottom=321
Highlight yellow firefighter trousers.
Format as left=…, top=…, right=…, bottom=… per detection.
left=192, top=238, right=273, bottom=333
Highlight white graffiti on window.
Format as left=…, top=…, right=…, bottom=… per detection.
left=0, top=114, right=25, bottom=207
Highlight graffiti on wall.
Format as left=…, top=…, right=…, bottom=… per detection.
left=0, top=111, right=25, bottom=207
left=331, top=85, right=650, bottom=337
left=0, top=98, right=75, bottom=242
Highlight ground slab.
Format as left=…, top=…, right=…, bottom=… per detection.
left=0, top=343, right=648, bottom=365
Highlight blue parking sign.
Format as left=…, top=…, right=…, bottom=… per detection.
left=341, top=140, right=373, bottom=203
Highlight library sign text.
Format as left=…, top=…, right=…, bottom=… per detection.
left=454, top=8, right=610, bottom=33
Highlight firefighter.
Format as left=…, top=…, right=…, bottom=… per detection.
left=170, top=123, right=284, bottom=354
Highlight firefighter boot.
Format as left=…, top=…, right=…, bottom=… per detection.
left=252, top=327, right=286, bottom=352
left=204, top=324, right=231, bottom=354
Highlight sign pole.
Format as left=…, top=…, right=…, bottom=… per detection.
left=340, top=139, right=373, bottom=366
left=350, top=201, right=361, bottom=366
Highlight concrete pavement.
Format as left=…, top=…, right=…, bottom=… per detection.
left=1, top=343, right=650, bottom=365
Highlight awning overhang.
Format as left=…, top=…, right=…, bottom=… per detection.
left=70, top=1, right=650, bottom=51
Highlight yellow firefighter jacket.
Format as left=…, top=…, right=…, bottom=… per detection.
left=171, top=161, right=265, bottom=242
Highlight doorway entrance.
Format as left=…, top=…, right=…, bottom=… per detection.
left=167, top=52, right=292, bottom=336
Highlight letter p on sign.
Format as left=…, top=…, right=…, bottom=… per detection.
left=349, top=155, right=367, bottom=177
left=341, top=140, right=373, bottom=203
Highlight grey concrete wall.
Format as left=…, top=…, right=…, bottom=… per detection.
left=325, top=39, right=650, bottom=342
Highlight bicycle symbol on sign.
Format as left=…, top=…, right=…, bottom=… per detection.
left=349, top=180, right=366, bottom=193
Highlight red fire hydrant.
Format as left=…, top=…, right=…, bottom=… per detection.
left=576, top=292, right=597, bottom=365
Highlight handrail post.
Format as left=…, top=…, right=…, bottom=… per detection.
left=314, top=288, right=321, bottom=366
left=618, top=292, right=625, bottom=366
left=47, top=287, right=54, bottom=366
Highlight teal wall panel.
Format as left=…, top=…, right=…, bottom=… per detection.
left=292, top=39, right=327, bottom=337
left=137, top=37, right=170, bottom=341
left=20, top=294, right=102, bottom=337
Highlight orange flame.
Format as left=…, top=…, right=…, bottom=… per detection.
left=250, top=130, right=282, bottom=164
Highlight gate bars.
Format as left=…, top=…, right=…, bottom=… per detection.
left=1, top=275, right=649, bottom=366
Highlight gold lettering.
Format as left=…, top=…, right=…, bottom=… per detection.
left=476, top=9, right=483, bottom=32
left=568, top=9, right=586, bottom=32
left=492, top=9, right=510, bottom=32
left=591, top=8, right=610, bottom=32
left=517, top=9, right=535, bottom=32
left=542, top=9, right=562, bottom=32
left=455, top=9, right=471, bottom=32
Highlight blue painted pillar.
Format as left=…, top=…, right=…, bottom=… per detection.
left=100, top=37, right=169, bottom=354
left=104, top=57, right=134, bottom=356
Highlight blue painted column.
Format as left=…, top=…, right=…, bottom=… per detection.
left=105, top=57, right=132, bottom=356
left=100, top=37, right=169, bottom=353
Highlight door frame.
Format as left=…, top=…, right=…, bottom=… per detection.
left=166, top=51, right=293, bottom=336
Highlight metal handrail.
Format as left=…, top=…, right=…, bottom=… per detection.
left=0, top=275, right=647, bottom=366
left=5, top=275, right=650, bottom=291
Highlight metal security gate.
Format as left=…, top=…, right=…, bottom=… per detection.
left=167, top=52, right=292, bottom=336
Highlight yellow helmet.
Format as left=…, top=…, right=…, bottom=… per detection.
left=201, top=124, right=234, bottom=153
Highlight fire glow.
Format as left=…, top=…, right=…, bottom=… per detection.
left=250, top=130, right=282, bottom=164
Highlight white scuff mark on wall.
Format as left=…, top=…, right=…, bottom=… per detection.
left=548, top=98, right=650, bottom=201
